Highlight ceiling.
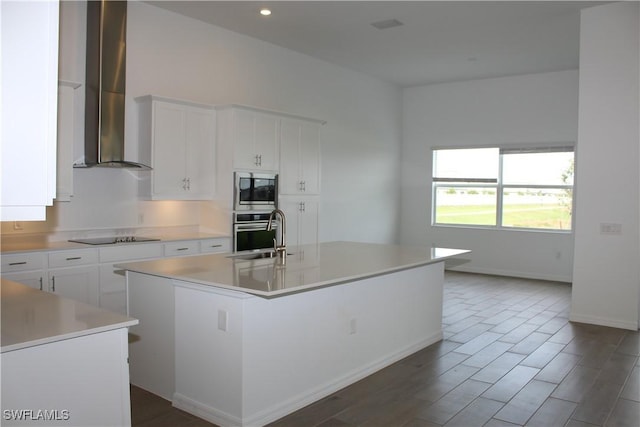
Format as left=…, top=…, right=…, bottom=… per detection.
left=146, top=1, right=604, bottom=88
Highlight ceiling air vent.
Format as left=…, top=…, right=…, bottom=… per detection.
left=371, top=19, right=404, bottom=30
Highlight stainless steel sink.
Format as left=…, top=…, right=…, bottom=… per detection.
left=227, top=251, right=293, bottom=261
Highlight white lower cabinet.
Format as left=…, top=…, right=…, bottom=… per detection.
left=1, top=250, right=99, bottom=305
left=1, top=238, right=231, bottom=314
left=1, top=270, right=46, bottom=291
left=98, top=238, right=230, bottom=314
left=164, top=241, right=200, bottom=257
left=47, top=265, right=99, bottom=306
left=1, top=252, right=46, bottom=290
left=280, top=197, right=319, bottom=247
left=47, top=249, right=99, bottom=306
left=199, top=238, right=231, bottom=254
left=99, top=243, right=165, bottom=314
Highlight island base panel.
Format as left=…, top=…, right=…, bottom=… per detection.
left=172, top=262, right=444, bottom=426
left=1, top=328, right=132, bottom=427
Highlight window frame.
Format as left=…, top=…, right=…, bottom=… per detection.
left=432, top=145, right=575, bottom=232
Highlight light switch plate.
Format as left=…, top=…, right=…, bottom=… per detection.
left=600, top=223, right=622, bottom=235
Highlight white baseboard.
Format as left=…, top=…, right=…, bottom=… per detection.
left=569, top=312, right=638, bottom=331
left=447, top=265, right=572, bottom=284
left=173, top=331, right=443, bottom=427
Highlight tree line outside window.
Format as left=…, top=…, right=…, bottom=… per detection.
left=432, top=146, right=574, bottom=231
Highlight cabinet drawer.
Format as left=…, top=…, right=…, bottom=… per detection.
left=48, top=249, right=98, bottom=268
left=100, top=243, right=164, bottom=263
left=1, top=252, right=45, bottom=273
left=164, top=241, right=199, bottom=257
left=199, top=238, right=230, bottom=254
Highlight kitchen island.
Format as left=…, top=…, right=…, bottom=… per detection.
left=120, top=241, right=469, bottom=427
left=1, top=279, right=138, bottom=426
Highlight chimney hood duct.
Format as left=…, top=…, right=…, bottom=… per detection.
left=77, top=0, right=150, bottom=169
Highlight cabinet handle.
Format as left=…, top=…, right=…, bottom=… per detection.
left=176, top=247, right=189, bottom=251
left=39, top=277, right=43, bottom=291
left=8, top=261, right=27, bottom=266
left=254, top=154, right=260, bottom=166
left=188, top=178, right=191, bottom=190
left=299, top=181, right=304, bottom=191
left=209, top=244, right=222, bottom=248
left=302, top=202, right=306, bottom=212
left=51, top=276, right=56, bottom=292
left=182, top=178, right=188, bottom=190
left=66, top=256, right=82, bottom=261
left=302, top=180, right=306, bottom=192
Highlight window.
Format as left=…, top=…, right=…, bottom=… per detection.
left=432, top=147, right=574, bottom=231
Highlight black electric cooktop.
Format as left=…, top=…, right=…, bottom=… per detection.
left=68, top=236, right=161, bottom=245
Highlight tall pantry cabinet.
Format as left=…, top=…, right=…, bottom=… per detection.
left=216, top=105, right=325, bottom=247
left=278, top=118, right=323, bottom=247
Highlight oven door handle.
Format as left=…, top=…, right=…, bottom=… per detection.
left=235, top=223, right=273, bottom=231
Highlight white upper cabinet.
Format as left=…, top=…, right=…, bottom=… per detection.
left=229, top=107, right=280, bottom=171
left=1, top=0, right=60, bottom=220
left=279, top=118, right=322, bottom=195
left=137, top=96, right=216, bottom=200
left=56, top=80, right=82, bottom=202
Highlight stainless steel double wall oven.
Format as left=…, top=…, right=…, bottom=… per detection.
left=233, top=172, right=279, bottom=252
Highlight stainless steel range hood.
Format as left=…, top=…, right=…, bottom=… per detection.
left=76, top=0, right=150, bottom=169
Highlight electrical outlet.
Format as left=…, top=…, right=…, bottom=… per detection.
left=600, top=223, right=622, bottom=235
left=349, top=318, right=357, bottom=335
left=218, top=310, right=228, bottom=331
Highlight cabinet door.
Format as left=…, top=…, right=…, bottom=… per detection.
left=279, top=120, right=302, bottom=195
left=254, top=113, right=279, bottom=171
left=185, top=107, right=216, bottom=199
left=280, top=197, right=319, bottom=247
left=298, top=199, right=319, bottom=246
left=299, top=122, right=321, bottom=194
left=233, top=108, right=258, bottom=170
left=2, top=270, right=46, bottom=291
left=56, top=81, right=81, bottom=202
left=279, top=119, right=320, bottom=195
left=99, top=243, right=164, bottom=314
left=48, top=266, right=99, bottom=306
left=233, top=108, right=279, bottom=171
left=1, top=0, right=59, bottom=220
left=152, top=101, right=187, bottom=198
left=99, top=265, right=127, bottom=314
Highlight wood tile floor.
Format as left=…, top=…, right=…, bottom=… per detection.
left=131, top=272, right=640, bottom=427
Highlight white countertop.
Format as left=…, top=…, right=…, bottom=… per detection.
left=0, top=231, right=230, bottom=254
left=1, top=279, right=138, bottom=353
left=118, top=241, right=470, bottom=297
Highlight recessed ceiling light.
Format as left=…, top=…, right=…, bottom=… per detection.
left=260, top=8, right=271, bottom=16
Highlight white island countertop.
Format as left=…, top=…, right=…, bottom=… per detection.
left=118, top=241, right=470, bottom=297
left=1, top=279, right=139, bottom=353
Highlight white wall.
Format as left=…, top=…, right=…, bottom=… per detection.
left=401, top=70, right=579, bottom=282
left=570, top=2, right=640, bottom=330
left=1, top=1, right=402, bottom=243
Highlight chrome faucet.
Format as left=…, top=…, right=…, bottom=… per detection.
left=266, top=209, right=287, bottom=260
